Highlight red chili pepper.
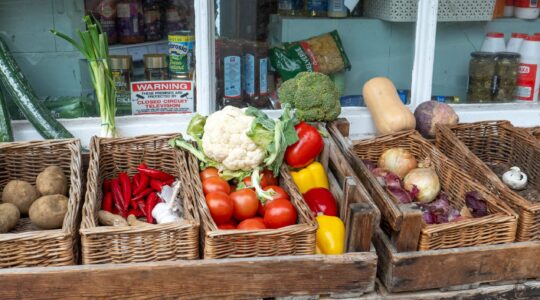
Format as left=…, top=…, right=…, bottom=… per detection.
left=132, top=188, right=153, bottom=202
left=102, top=191, right=113, bottom=212
left=119, top=172, right=131, bottom=211
left=164, top=178, right=174, bottom=186
left=133, top=174, right=149, bottom=195
left=137, top=201, right=147, bottom=217
left=132, top=173, right=141, bottom=193
left=103, top=179, right=112, bottom=193
left=285, top=122, right=324, bottom=169
left=303, top=188, right=338, bottom=217
left=150, top=179, right=164, bottom=192
left=137, top=166, right=174, bottom=182
left=111, top=179, right=127, bottom=217
left=128, top=207, right=145, bottom=218
left=138, top=163, right=148, bottom=169
left=146, top=193, right=159, bottom=224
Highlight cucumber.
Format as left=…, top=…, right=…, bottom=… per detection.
left=0, top=86, right=13, bottom=142
left=0, top=37, right=73, bottom=139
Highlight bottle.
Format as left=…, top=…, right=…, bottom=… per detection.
left=143, top=0, right=162, bottom=41
left=220, top=38, right=244, bottom=107
left=279, top=0, right=304, bottom=16
left=328, top=0, right=347, bottom=18
left=517, top=35, right=540, bottom=102
left=507, top=33, right=527, bottom=53
left=243, top=42, right=269, bottom=108
left=117, top=0, right=145, bottom=44
left=504, top=0, right=515, bottom=16
left=493, top=0, right=505, bottom=17
left=89, top=0, right=118, bottom=44
left=480, top=32, right=506, bottom=53
left=306, top=0, right=328, bottom=17
left=514, top=0, right=540, bottom=19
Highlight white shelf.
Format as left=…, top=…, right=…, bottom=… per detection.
left=109, top=39, right=168, bottom=61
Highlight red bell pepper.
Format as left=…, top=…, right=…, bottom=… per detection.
left=119, top=172, right=131, bottom=211
left=137, top=165, right=174, bottom=182
left=285, top=122, right=324, bottom=169
left=303, top=188, right=338, bottom=217
left=146, top=193, right=159, bottom=224
left=102, top=191, right=113, bottom=212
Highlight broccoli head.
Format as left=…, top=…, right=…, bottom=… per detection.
left=278, top=72, right=341, bottom=122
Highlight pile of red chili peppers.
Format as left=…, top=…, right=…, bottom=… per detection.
left=101, top=163, right=175, bottom=224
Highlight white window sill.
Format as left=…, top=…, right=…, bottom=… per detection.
left=11, top=103, right=540, bottom=148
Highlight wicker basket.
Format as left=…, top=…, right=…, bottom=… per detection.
left=338, top=130, right=516, bottom=251
left=80, top=134, right=199, bottom=264
left=189, top=157, right=317, bottom=259
left=363, top=0, right=496, bottom=22
left=520, top=126, right=540, bottom=142
left=436, top=121, right=540, bottom=241
left=0, top=139, right=82, bottom=268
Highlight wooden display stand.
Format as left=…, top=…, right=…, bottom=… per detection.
left=0, top=121, right=379, bottom=299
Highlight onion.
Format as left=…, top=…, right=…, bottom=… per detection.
left=378, top=148, right=418, bottom=178
left=403, top=167, right=440, bottom=203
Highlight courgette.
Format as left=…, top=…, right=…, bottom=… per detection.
left=0, top=85, right=13, bottom=142
left=0, top=37, right=73, bottom=139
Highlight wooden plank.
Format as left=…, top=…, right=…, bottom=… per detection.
left=332, top=119, right=350, bottom=138
left=391, top=204, right=423, bottom=252
left=374, top=229, right=540, bottom=293
left=0, top=253, right=377, bottom=299
left=348, top=203, right=374, bottom=252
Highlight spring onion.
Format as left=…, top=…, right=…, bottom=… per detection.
left=50, top=16, right=117, bottom=138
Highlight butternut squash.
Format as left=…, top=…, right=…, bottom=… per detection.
left=363, top=77, right=416, bottom=135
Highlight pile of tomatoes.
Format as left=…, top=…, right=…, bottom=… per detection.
left=200, top=168, right=298, bottom=230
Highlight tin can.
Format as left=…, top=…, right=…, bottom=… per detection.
left=168, top=30, right=194, bottom=76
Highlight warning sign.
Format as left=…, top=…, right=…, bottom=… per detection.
left=130, top=80, right=194, bottom=115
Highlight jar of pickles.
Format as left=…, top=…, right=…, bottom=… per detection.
left=467, top=52, right=496, bottom=103
left=494, top=52, right=520, bottom=102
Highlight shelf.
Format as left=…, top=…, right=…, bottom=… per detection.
left=109, top=39, right=168, bottom=61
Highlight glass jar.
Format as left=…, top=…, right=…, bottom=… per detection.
left=144, top=54, right=169, bottom=80
left=467, top=51, right=496, bottom=103
left=494, top=52, right=520, bottom=102
left=109, top=55, right=133, bottom=115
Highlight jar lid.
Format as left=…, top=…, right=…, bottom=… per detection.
left=471, top=51, right=496, bottom=58
left=486, top=32, right=504, bottom=38
left=526, top=35, right=540, bottom=42
left=109, top=55, right=132, bottom=70
left=512, top=33, right=528, bottom=39
left=496, top=52, right=521, bottom=59
left=144, top=54, right=168, bottom=69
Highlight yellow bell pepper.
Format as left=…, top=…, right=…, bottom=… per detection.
left=316, top=215, right=345, bottom=255
left=291, top=161, right=329, bottom=194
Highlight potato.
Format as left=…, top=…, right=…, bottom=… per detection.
left=2, top=180, right=40, bottom=214
left=0, top=203, right=20, bottom=233
left=36, top=166, right=68, bottom=196
left=29, top=194, right=68, bottom=229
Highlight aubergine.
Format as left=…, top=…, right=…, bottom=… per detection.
left=0, top=37, right=72, bottom=139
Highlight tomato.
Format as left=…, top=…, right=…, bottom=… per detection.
left=264, top=199, right=297, bottom=229
left=230, top=189, right=259, bottom=221
left=237, top=217, right=266, bottom=230
left=218, top=220, right=237, bottom=230
left=243, top=170, right=279, bottom=188
left=202, top=176, right=230, bottom=195
left=200, top=167, right=219, bottom=182
left=261, top=170, right=279, bottom=186
left=205, top=192, right=234, bottom=225
left=257, top=201, right=266, bottom=216
left=263, top=185, right=290, bottom=201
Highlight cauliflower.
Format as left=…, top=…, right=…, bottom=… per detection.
left=278, top=72, right=341, bottom=122
left=201, top=106, right=266, bottom=171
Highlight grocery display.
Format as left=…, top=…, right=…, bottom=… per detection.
left=4, top=1, right=540, bottom=299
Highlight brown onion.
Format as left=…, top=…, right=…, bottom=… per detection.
left=378, top=148, right=418, bottom=178
left=403, top=167, right=441, bottom=203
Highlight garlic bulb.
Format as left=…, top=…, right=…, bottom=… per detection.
left=502, top=167, right=527, bottom=190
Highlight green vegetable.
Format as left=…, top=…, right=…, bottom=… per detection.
left=0, top=37, right=73, bottom=139
left=278, top=72, right=341, bottom=122
left=0, top=86, right=13, bottom=142
left=51, top=16, right=117, bottom=138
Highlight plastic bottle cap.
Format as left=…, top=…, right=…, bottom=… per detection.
left=512, top=33, right=528, bottom=38
left=526, top=35, right=540, bottom=42
left=487, top=32, right=504, bottom=38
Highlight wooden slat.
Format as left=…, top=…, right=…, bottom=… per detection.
left=333, top=118, right=350, bottom=138
left=0, top=254, right=377, bottom=299
left=374, top=228, right=540, bottom=293
left=348, top=202, right=374, bottom=252
left=392, top=204, right=423, bottom=252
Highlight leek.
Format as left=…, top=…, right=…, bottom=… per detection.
left=51, top=16, right=117, bottom=138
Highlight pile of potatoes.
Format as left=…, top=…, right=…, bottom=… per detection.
left=0, top=166, right=69, bottom=233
